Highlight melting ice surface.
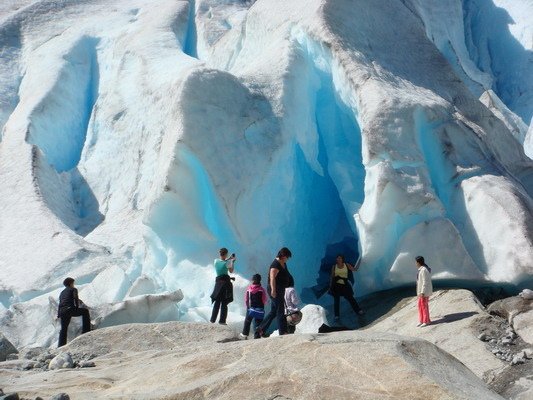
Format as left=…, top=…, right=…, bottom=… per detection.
left=0, top=0, right=532, bottom=347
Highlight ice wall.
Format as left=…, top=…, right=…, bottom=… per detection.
left=405, top=0, right=533, bottom=156
left=0, top=0, right=532, bottom=348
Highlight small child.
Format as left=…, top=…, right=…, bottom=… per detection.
left=415, top=255, right=433, bottom=327
left=284, top=276, right=302, bottom=334
left=240, top=274, right=268, bottom=339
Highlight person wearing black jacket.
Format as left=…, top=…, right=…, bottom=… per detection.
left=57, top=277, right=91, bottom=347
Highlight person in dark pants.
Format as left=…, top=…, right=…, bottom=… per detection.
left=256, top=247, right=292, bottom=337
left=57, top=277, right=91, bottom=347
left=210, top=247, right=235, bottom=324
left=329, top=254, right=364, bottom=322
left=240, top=273, right=267, bottom=339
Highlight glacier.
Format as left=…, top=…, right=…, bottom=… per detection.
left=0, top=0, right=532, bottom=348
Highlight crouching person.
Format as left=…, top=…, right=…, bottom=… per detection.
left=57, top=277, right=91, bottom=347
left=284, top=276, right=302, bottom=334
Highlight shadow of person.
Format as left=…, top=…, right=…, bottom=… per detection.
left=431, top=311, right=479, bottom=325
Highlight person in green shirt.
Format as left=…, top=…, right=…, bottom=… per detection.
left=209, top=247, right=235, bottom=324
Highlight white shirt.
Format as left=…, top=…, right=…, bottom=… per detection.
left=284, top=287, right=300, bottom=314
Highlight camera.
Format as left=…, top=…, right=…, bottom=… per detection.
left=231, top=253, right=236, bottom=258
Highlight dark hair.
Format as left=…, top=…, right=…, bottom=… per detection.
left=415, top=256, right=425, bottom=265
left=252, top=273, right=261, bottom=284
left=63, top=277, right=75, bottom=287
left=336, top=254, right=345, bottom=262
left=219, top=248, right=228, bottom=256
left=277, top=247, right=292, bottom=259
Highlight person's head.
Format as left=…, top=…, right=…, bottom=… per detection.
left=415, top=256, right=425, bottom=267
left=336, top=254, right=345, bottom=264
left=252, top=273, right=261, bottom=284
left=277, top=247, right=292, bottom=261
left=219, top=247, right=228, bottom=259
left=63, top=277, right=75, bottom=288
left=287, top=311, right=302, bottom=326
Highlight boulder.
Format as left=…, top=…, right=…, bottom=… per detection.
left=487, top=294, right=533, bottom=345
left=0, top=333, right=18, bottom=362
left=50, top=394, right=70, bottom=400
left=0, top=321, right=504, bottom=399
left=366, top=289, right=507, bottom=380
left=48, top=353, right=73, bottom=370
left=513, top=311, right=533, bottom=345
left=0, top=393, right=19, bottom=400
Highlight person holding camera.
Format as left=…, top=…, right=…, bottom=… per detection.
left=209, top=247, right=235, bottom=325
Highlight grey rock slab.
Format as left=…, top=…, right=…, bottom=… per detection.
left=513, top=310, right=533, bottom=345
left=48, top=353, right=73, bottom=370
left=487, top=296, right=533, bottom=325
left=58, top=321, right=238, bottom=358
left=78, top=361, right=95, bottom=368
left=366, top=289, right=507, bottom=379
left=49, top=394, right=69, bottom=400
left=0, top=333, right=18, bottom=362
left=18, top=348, right=45, bottom=360
left=0, top=324, right=504, bottom=400
left=0, top=393, right=19, bottom=400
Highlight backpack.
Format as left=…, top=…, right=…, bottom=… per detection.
left=247, top=289, right=265, bottom=319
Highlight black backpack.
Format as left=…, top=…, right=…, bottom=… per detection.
left=248, top=290, right=263, bottom=308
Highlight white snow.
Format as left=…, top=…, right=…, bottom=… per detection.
left=0, top=0, right=532, bottom=348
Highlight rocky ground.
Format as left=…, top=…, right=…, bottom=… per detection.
left=0, top=289, right=531, bottom=400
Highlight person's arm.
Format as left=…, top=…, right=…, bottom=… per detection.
left=73, top=288, right=80, bottom=308
left=346, top=263, right=356, bottom=272
left=244, top=289, right=249, bottom=308
left=227, top=258, right=235, bottom=273
left=353, top=254, right=362, bottom=271
left=261, top=288, right=268, bottom=305
left=418, top=269, right=427, bottom=297
left=270, top=268, right=278, bottom=297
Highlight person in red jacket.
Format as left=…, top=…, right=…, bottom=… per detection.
left=240, top=274, right=268, bottom=339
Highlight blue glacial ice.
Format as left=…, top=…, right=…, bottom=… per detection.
left=0, top=0, right=531, bottom=347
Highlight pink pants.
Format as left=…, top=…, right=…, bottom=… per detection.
left=417, top=296, right=431, bottom=324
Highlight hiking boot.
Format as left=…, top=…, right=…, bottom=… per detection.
left=256, top=328, right=269, bottom=338
left=239, top=333, right=248, bottom=340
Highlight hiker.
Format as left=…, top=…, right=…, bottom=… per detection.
left=415, top=255, right=432, bottom=327
left=329, top=254, right=364, bottom=321
left=57, top=277, right=91, bottom=347
left=284, top=275, right=302, bottom=334
left=240, top=273, right=268, bottom=339
left=256, top=247, right=292, bottom=336
left=210, top=248, right=235, bottom=325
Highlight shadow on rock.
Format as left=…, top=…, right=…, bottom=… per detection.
left=431, top=311, right=479, bottom=325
